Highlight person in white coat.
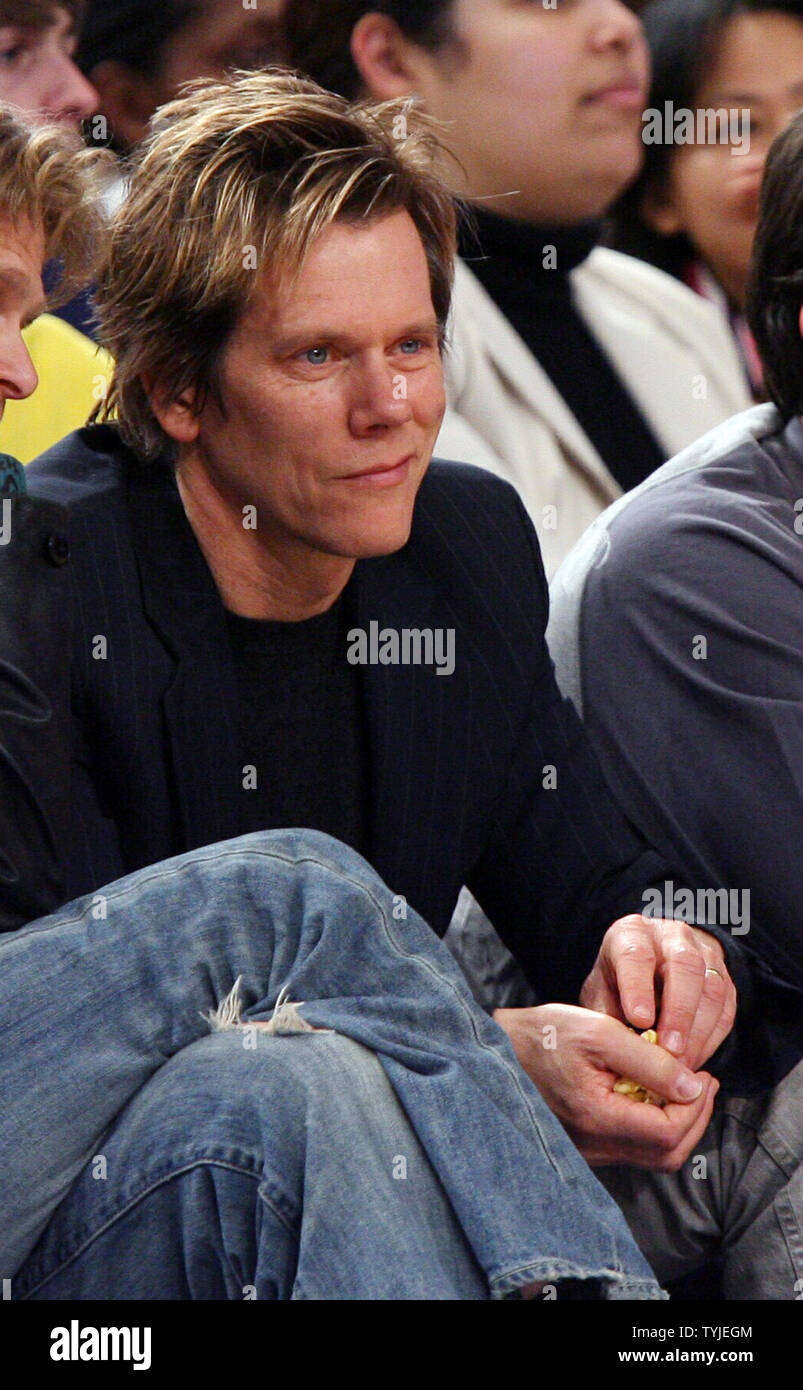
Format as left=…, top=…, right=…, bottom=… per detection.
left=286, top=0, right=751, bottom=579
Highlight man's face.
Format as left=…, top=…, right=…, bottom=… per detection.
left=389, top=0, right=650, bottom=222
left=0, top=5, right=97, bottom=125
left=0, top=213, right=44, bottom=422
left=153, top=0, right=287, bottom=101
left=175, top=210, right=446, bottom=568
left=91, top=0, right=287, bottom=151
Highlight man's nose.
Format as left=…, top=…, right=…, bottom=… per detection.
left=0, top=334, right=39, bottom=406
left=46, top=53, right=99, bottom=126
left=348, top=361, right=414, bottom=434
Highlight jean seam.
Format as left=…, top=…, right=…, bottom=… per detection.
left=18, top=1158, right=293, bottom=1300
left=774, top=1190, right=803, bottom=1283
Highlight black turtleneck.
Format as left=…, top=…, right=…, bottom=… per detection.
left=459, top=208, right=666, bottom=492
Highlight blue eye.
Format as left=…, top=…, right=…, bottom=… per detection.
left=304, top=346, right=329, bottom=365
left=399, top=339, right=422, bottom=354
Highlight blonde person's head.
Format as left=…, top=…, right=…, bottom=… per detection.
left=94, top=69, right=458, bottom=462
left=0, top=103, right=107, bottom=300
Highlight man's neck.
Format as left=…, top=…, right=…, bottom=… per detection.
left=176, top=465, right=355, bottom=623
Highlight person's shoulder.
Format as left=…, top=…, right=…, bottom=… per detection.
left=556, top=404, right=788, bottom=608
left=548, top=404, right=787, bottom=707
left=25, top=424, right=136, bottom=511
left=605, top=403, right=786, bottom=552
left=416, top=456, right=537, bottom=551
left=577, top=246, right=733, bottom=330
left=408, top=458, right=548, bottom=633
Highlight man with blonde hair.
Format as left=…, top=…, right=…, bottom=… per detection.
left=4, top=71, right=750, bottom=1300
left=0, top=105, right=105, bottom=924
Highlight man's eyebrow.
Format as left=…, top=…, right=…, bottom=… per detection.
left=270, top=320, right=442, bottom=352
left=0, top=268, right=46, bottom=326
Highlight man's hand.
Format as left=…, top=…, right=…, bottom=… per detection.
left=494, top=1003, right=719, bottom=1170
left=580, top=914, right=737, bottom=1071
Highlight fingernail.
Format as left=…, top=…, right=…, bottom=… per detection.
left=676, top=1072, right=703, bottom=1100
left=666, top=1031, right=683, bottom=1054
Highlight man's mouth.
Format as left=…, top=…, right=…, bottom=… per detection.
left=341, top=455, right=415, bottom=485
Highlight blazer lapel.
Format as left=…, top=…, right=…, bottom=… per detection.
left=126, top=469, right=241, bottom=851
left=454, top=259, right=620, bottom=498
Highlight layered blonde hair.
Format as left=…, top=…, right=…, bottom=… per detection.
left=94, top=69, right=458, bottom=462
left=0, top=105, right=107, bottom=301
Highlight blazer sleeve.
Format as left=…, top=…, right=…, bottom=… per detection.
left=0, top=496, right=72, bottom=931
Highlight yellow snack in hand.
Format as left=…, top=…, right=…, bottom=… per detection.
left=613, top=1029, right=664, bottom=1106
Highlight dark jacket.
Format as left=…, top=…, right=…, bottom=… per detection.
left=11, top=424, right=751, bottom=1017
left=0, top=489, right=71, bottom=928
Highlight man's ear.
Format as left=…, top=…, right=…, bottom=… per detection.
left=640, top=180, right=684, bottom=238
left=88, top=60, right=160, bottom=148
left=350, top=12, right=424, bottom=100
left=146, top=382, right=202, bottom=447
left=798, top=304, right=803, bottom=344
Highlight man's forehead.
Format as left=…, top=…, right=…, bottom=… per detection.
left=242, top=213, right=436, bottom=332
left=190, top=0, right=287, bottom=49
left=0, top=213, right=46, bottom=308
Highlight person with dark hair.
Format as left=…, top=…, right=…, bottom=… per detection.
left=609, top=0, right=803, bottom=399
left=286, top=0, right=751, bottom=580
left=76, top=0, right=287, bottom=152
left=0, top=1, right=95, bottom=126
left=0, top=105, right=107, bottom=923
left=548, top=107, right=803, bottom=1297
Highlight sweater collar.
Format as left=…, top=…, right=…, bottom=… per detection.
left=458, top=205, right=601, bottom=285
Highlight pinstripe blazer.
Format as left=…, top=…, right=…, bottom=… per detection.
left=19, top=424, right=698, bottom=1005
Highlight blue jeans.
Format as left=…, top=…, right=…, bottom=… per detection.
left=1, top=830, right=664, bottom=1299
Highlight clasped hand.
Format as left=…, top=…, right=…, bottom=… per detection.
left=494, top=914, right=737, bottom=1170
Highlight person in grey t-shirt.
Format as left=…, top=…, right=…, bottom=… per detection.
left=547, top=110, right=803, bottom=1297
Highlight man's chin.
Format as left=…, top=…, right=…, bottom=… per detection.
left=347, top=524, right=414, bottom=560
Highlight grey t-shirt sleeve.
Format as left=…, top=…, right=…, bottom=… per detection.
left=564, top=463, right=803, bottom=1001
